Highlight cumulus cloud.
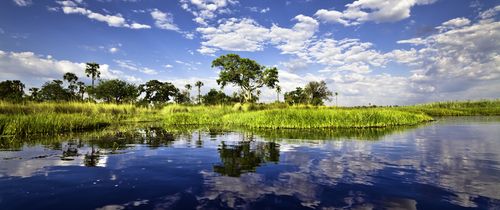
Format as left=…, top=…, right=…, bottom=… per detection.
left=0, top=50, right=142, bottom=88
left=13, top=0, right=32, bottom=6
left=114, top=60, right=159, bottom=75
left=196, top=15, right=318, bottom=54
left=56, top=0, right=151, bottom=29
left=315, top=0, right=437, bottom=26
left=150, top=9, right=180, bottom=31
left=180, top=0, right=238, bottom=25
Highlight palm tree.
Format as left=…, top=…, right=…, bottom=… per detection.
left=276, top=85, right=281, bottom=102
left=63, top=72, right=78, bottom=98
left=77, top=81, right=86, bottom=100
left=195, top=81, right=204, bottom=104
left=185, top=84, right=192, bottom=99
left=335, top=92, right=339, bottom=107
left=85, top=62, right=100, bottom=88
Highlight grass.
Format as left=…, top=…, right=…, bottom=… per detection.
left=398, top=100, right=500, bottom=116
left=222, top=108, right=432, bottom=129
left=0, top=99, right=498, bottom=136
left=0, top=101, right=159, bottom=136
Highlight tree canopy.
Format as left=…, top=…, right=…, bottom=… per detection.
left=139, top=80, right=178, bottom=104
left=90, top=79, right=139, bottom=104
left=212, top=54, right=279, bottom=103
left=0, top=80, right=25, bottom=102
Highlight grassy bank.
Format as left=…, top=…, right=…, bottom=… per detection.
left=399, top=100, right=500, bottom=116
left=1, top=99, right=498, bottom=136
left=0, top=101, right=159, bottom=136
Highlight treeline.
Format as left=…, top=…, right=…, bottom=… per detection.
left=0, top=54, right=338, bottom=106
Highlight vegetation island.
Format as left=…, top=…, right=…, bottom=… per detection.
left=0, top=54, right=498, bottom=136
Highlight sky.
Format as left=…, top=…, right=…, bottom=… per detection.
left=0, top=0, right=499, bottom=106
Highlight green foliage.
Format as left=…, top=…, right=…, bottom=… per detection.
left=0, top=80, right=25, bottom=102
left=304, top=80, right=333, bottom=105
left=90, top=79, right=139, bottom=104
left=284, top=87, right=308, bottom=105
left=85, top=62, right=100, bottom=87
left=39, top=80, right=71, bottom=101
left=202, top=88, right=232, bottom=105
left=399, top=100, right=500, bottom=116
left=140, top=80, right=179, bottom=104
left=223, top=108, right=432, bottom=129
left=212, top=54, right=279, bottom=102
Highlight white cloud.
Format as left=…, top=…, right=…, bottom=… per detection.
left=114, top=60, right=159, bottom=75
left=108, top=47, right=119, bottom=53
left=13, top=0, right=32, bottom=6
left=150, top=9, right=180, bottom=31
left=0, top=50, right=142, bottom=88
left=196, top=15, right=318, bottom=55
left=57, top=1, right=151, bottom=29
left=180, top=0, right=238, bottom=25
left=315, top=0, right=437, bottom=26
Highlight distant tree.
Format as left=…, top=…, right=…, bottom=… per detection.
left=39, top=80, right=71, bottom=101
left=276, top=85, right=281, bottom=102
left=77, top=81, right=86, bottom=100
left=63, top=72, right=79, bottom=99
left=0, top=80, right=25, bottom=102
left=139, top=80, right=178, bottom=104
left=185, top=84, right=192, bottom=100
left=29, top=87, right=41, bottom=101
left=334, top=92, right=339, bottom=106
left=284, top=87, right=307, bottom=105
left=202, top=88, right=232, bottom=105
left=304, top=81, right=333, bottom=106
left=174, top=90, right=191, bottom=104
left=195, top=81, right=204, bottom=104
left=85, top=62, right=100, bottom=88
left=90, top=79, right=138, bottom=104
left=212, top=54, right=279, bottom=103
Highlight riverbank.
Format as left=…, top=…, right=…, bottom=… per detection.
left=0, top=100, right=498, bottom=136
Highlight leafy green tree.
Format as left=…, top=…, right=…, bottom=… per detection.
left=174, top=90, right=191, bottom=104
left=0, top=80, right=25, bottom=102
left=29, top=87, right=41, bottom=101
left=212, top=54, right=279, bottom=103
left=63, top=72, right=79, bottom=99
left=39, top=80, right=71, bottom=101
left=90, top=79, right=139, bottom=104
left=77, top=81, right=86, bottom=100
left=195, top=81, right=204, bottom=104
left=284, top=87, right=307, bottom=105
left=276, top=85, right=281, bottom=102
left=304, top=80, right=333, bottom=105
left=202, top=88, right=232, bottom=105
left=139, top=80, right=178, bottom=104
left=85, top=62, right=100, bottom=88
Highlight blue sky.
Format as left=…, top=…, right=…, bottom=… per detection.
left=0, top=0, right=499, bottom=105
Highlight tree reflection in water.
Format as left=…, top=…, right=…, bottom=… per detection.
left=214, top=133, right=280, bottom=177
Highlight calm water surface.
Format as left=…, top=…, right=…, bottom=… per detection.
left=0, top=117, right=499, bottom=209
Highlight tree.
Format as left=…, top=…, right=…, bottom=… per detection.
left=195, top=81, right=204, bottom=104
left=335, top=92, right=339, bottom=106
left=85, top=62, right=100, bottom=88
left=90, top=79, right=139, bottom=104
left=139, top=80, right=178, bottom=104
left=39, top=80, right=71, bottom=101
left=284, top=87, right=307, bottom=105
left=304, top=81, right=333, bottom=106
left=212, top=54, right=279, bottom=103
left=63, top=72, right=79, bottom=99
left=276, top=85, right=281, bottom=102
left=77, top=81, right=86, bottom=100
left=202, top=88, right=231, bottom=105
left=174, top=90, right=191, bottom=104
left=29, top=87, right=41, bottom=101
left=185, top=84, right=192, bottom=100
left=0, top=80, right=25, bottom=102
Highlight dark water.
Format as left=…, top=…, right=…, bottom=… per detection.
left=1, top=117, right=500, bottom=210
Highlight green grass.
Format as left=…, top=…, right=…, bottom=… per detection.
left=0, top=101, right=159, bottom=136
left=222, top=108, right=432, bottom=128
left=1, top=99, right=498, bottom=136
left=398, top=100, right=500, bottom=116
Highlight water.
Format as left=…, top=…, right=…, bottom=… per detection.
left=1, top=117, right=499, bottom=209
